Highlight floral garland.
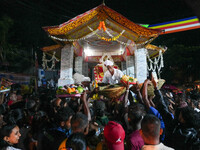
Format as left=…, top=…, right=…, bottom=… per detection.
left=146, top=50, right=164, bottom=77
left=98, top=21, right=107, bottom=31
left=87, top=26, right=125, bottom=41
left=42, top=52, right=60, bottom=70
left=49, top=22, right=154, bottom=47
left=105, top=29, right=154, bottom=47
left=88, top=25, right=154, bottom=47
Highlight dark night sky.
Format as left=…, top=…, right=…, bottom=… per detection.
left=1, top=0, right=195, bottom=24
left=0, top=0, right=200, bottom=48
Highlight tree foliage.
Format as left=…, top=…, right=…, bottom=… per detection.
left=0, top=15, right=33, bottom=73
left=0, top=15, right=13, bottom=62
left=161, top=45, right=200, bottom=84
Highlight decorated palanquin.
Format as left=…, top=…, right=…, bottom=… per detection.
left=41, top=3, right=165, bottom=86
left=94, top=53, right=119, bottom=82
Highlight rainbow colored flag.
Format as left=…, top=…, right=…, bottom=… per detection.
left=149, top=16, right=200, bottom=34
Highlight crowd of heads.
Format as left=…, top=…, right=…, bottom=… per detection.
left=0, top=81, right=200, bottom=150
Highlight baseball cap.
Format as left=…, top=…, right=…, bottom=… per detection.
left=104, top=121, right=125, bottom=150
left=104, top=60, right=114, bottom=66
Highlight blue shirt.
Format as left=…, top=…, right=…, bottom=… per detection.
left=52, top=127, right=72, bottom=138
left=148, top=107, right=165, bottom=141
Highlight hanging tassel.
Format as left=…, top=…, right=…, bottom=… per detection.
left=98, top=21, right=103, bottom=30
left=102, top=21, right=107, bottom=31
left=98, top=21, right=107, bottom=31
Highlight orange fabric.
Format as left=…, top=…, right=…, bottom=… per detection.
left=58, top=138, right=68, bottom=150
left=96, top=141, right=104, bottom=150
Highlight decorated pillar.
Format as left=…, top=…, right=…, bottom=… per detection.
left=75, top=56, right=83, bottom=74
left=121, top=61, right=127, bottom=75
left=82, top=62, right=88, bottom=77
left=58, top=44, right=74, bottom=86
left=134, top=48, right=147, bottom=83
left=126, top=56, right=135, bottom=77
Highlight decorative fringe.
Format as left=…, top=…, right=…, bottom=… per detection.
left=146, top=50, right=164, bottom=78
left=42, top=51, right=59, bottom=70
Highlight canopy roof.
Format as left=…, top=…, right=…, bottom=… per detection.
left=43, top=4, right=162, bottom=46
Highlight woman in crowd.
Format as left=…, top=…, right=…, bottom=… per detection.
left=0, top=124, right=21, bottom=150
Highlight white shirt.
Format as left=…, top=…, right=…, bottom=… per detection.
left=142, top=143, right=174, bottom=150
left=6, top=146, right=21, bottom=150
left=102, top=68, right=123, bottom=84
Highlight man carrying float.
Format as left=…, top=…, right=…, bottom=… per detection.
left=102, top=60, right=124, bottom=85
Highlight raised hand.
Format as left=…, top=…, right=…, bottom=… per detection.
left=81, top=90, right=87, bottom=102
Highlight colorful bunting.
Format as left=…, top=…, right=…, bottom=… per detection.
left=149, top=16, right=200, bottom=34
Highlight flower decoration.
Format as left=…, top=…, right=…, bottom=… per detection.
left=98, top=21, right=107, bottom=31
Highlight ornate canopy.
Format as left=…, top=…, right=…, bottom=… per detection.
left=43, top=4, right=162, bottom=47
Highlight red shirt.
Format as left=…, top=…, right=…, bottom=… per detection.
left=129, top=130, right=144, bottom=150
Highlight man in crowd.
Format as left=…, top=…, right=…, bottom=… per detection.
left=102, top=60, right=123, bottom=84
left=96, top=121, right=125, bottom=150
left=38, top=107, right=74, bottom=150
left=58, top=112, right=89, bottom=150
left=140, top=114, right=174, bottom=150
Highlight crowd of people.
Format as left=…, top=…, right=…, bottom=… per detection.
left=0, top=69, right=200, bottom=150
